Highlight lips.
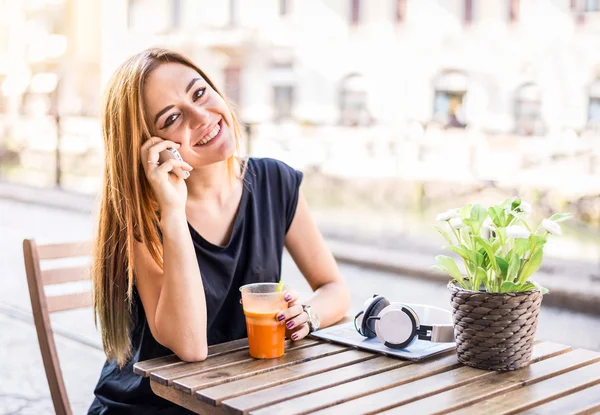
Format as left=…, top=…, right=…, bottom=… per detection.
left=194, top=119, right=222, bottom=146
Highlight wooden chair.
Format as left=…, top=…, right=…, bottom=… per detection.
left=23, top=239, right=93, bottom=415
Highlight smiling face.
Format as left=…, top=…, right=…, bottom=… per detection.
left=142, top=62, right=236, bottom=167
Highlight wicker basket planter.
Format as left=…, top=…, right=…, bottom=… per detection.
left=448, top=282, right=543, bottom=371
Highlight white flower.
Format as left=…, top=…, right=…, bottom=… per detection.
left=450, top=217, right=466, bottom=229
left=482, top=217, right=495, bottom=229
left=542, top=219, right=562, bottom=236
left=436, top=209, right=459, bottom=222
left=518, top=201, right=532, bottom=214
left=505, top=226, right=530, bottom=239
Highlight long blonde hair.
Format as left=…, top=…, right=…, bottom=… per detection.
left=93, top=48, right=243, bottom=367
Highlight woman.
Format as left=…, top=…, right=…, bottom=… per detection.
left=88, top=48, right=350, bottom=414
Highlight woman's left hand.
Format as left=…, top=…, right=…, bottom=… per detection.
left=276, top=291, right=309, bottom=341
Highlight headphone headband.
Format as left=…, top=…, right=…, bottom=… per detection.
left=354, top=297, right=455, bottom=348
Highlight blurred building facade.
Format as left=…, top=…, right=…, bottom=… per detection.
left=1, top=0, right=600, bottom=136
left=104, top=0, right=600, bottom=137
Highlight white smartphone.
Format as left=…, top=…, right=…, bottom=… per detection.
left=158, top=148, right=190, bottom=179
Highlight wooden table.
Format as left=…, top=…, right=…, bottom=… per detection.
left=134, top=337, right=600, bottom=414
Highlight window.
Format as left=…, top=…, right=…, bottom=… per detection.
left=273, top=86, right=294, bottom=122
left=339, top=73, right=371, bottom=127
left=514, top=83, right=544, bottom=136
left=508, top=0, right=519, bottom=22
left=279, top=0, right=290, bottom=16
left=171, top=0, right=181, bottom=29
left=433, top=70, right=468, bottom=128
left=396, top=0, right=407, bottom=24
left=464, top=0, right=474, bottom=25
left=229, top=0, right=237, bottom=26
left=588, top=78, right=600, bottom=129
left=350, top=0, right=361, bottom=25
left=127, top=0, right=135, bottom=29
left=585, top=0, right=600, bottom=12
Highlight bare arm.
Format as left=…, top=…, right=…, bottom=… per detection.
left=283, top=192, right=351, bottom=334
left=134, top=138, right=207, bottom=362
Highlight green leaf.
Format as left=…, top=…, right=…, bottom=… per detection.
left=459, top=204, right=472, bottom=220
left=500, top=281, right=520, bottom=293
left=469, top=204, right=488, bottom=234
left=475, top=236, right=499, bottom=276
left=529, top=235, right=547, bottom=250
left=488, top=207, right=505, bottom=228
left=514, top=238, right=530, bottom=256
left=435, top=225, right=454, bottom=246
left=507, top=256, right=521, bottom=282
left=473, top=266, right=488, bottom=292
left=434, top=255, right=465, bottom=286
left=496, top=227, right=507, bottom=246
left=501, top=197, right=520, bottom=211
left=518, top=248, right=544, bottom=284
left=495, top=256, right=509, bottom=278
left=521, top=281, right=550, bottom=294
left=460, top=227, right=473, bottom=250
left=548, top=213, right=573, bottom=223
left=444, top=245, right=478, bottom=265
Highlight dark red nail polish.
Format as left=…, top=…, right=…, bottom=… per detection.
left=285, top=295, right=292, bottom=302
left=277, top=314, right=284, bottom=321
left=291, top=333, right=298, bottom=340
left=286, top=321, right=294, bottom=329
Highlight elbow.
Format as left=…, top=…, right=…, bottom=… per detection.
left=175, top=346, right=208, bottom=362
left=154, top=318, right=208, bottom=362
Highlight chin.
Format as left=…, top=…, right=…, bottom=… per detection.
left=191, top=135, right=237, bottom=167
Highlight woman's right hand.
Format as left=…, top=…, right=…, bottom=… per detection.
left=140, top=137, right=193, bottom=213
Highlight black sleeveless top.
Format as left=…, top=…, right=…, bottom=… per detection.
left=88, top=158, right=303, bottom=414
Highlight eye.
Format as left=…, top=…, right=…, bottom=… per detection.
left=162, top=113, right=179, bottom=129
left=192, top=87, right=206, bottom=102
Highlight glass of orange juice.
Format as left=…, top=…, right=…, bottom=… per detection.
left=240, top=282, right=288, bottom=359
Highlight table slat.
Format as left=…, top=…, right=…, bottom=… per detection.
left=197, top=350, right=375, bottom=405
left=151, top=338, right=319, bottom=385
left=517, top=383, right=600, bottom=415
left=451, top=362, right=600, bottom=415
left=379, top=348, right=600, bottom=415
left=174, top=342, right=347, bottom=393
left=308, top=341, right=571, bottom=415
left=221, top=355, right=412, bottom=415
left=134, top=338, right=249, bottom=376
left=150, top=381, right=222, bottom=415
left=249, top=352, right=462, bottom=415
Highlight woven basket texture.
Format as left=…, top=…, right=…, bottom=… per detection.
left=448, top=282, right=542, bottom=371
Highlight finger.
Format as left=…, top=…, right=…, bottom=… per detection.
left=140, top=136, right=165, bottom=153
left=290, top=323, right=310, bottom=341
left=276, top=303, right=303, bottom=323
left=145, top=140, right=181, bottom=164
left=154, top=159, right=193, bottom=180
left=285, top=310, right=309, bottom=331
left=283, top=290, right=298, bottom=305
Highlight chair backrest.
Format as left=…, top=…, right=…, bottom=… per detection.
left=23, top=239, right=93, bottom=415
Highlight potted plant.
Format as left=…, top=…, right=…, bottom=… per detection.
left=433, top=198, right=572, bottom=371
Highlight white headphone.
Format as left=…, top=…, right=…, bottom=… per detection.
left=354, top=295, right=455, bottom=349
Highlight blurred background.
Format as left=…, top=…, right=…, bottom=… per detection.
left=1, top=0, right=599, bottom=413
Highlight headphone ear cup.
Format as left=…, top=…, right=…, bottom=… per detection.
left=363, top=297, right=390, bottom=338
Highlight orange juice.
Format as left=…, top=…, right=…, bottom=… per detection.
left=244, top=310, right=285, bottom=359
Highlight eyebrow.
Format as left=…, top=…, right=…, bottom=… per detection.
left=185, top=77, right=201, bottom=93
left=154, top=105, right=174, bottom=125
left=153, top=78, right=202, bottom=125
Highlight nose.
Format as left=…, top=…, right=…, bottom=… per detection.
left=187, top=105, right=210, bottom=131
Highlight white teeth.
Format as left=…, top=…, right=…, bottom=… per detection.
left=198, top=123, right=221, bottom=145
